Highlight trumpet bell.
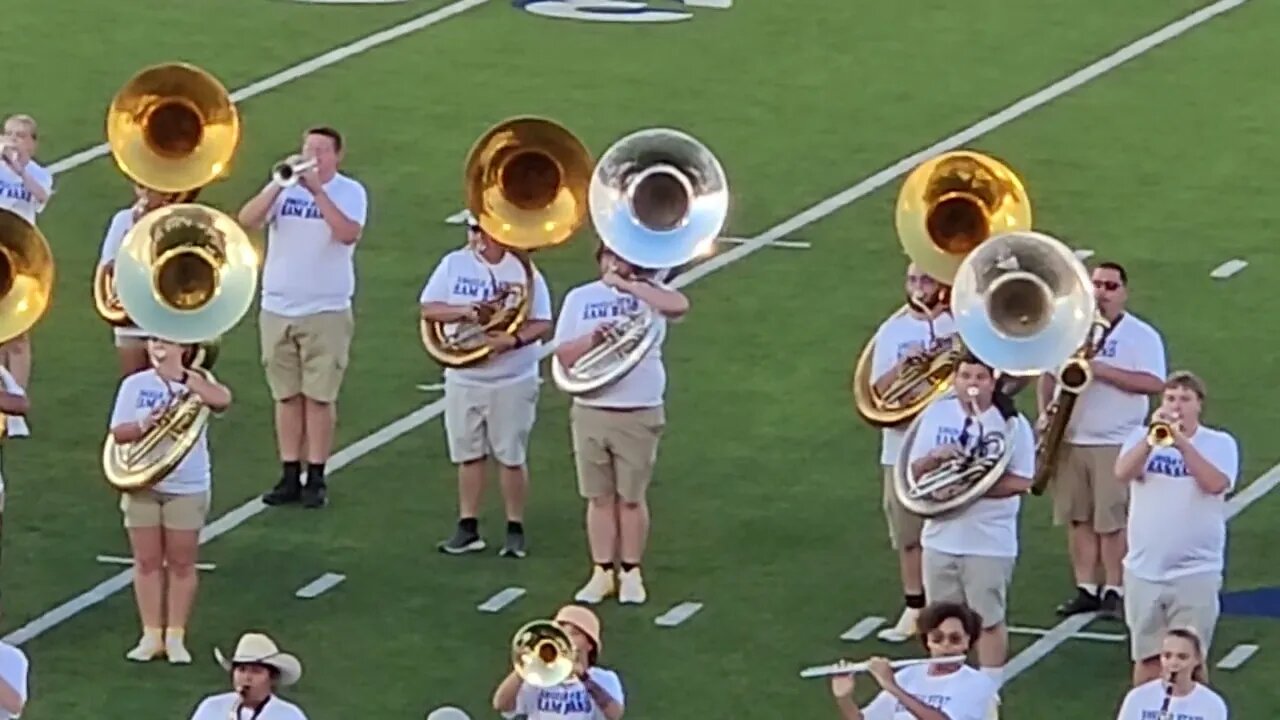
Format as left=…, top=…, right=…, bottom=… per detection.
left=1148, top=422, right=1175, bottom=448
left=895, top=151, right=1032, bottom=284
left=464, top=116, right=592, bottom=250
left=950, top=230, right=1096, bottom=376
left=107, top=63, right=240, bottom=193
left=590, top=128, right=728, bottom=269
left=114, top=204, right=259, bottom=343
left=511, top=620, right=577, bottom=688
left=0, top=209, right=55, bottom=345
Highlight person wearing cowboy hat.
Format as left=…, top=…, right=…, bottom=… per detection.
left=188, top=632, right=308, bottom=720
left=493, top=605, right=625, bottom=720
left=109, top=334, right=232, bottom=664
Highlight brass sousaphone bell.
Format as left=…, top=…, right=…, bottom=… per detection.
left=851, top=151, right=1033, bottom=427
left=421, top=117, right=592, bottom=368
left=552, top=127, right=728, bottom=395
left=511, top=619, right=578, bottom=688
left=0, top=210, right=55, bottom=348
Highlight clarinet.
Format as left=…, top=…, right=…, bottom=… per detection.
left=1156, top=670, right=1177, bottom=720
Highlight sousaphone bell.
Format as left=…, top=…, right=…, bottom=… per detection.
left=0, top=209, right=55, bottom=347
left=511, top=619, right=578, bottom=688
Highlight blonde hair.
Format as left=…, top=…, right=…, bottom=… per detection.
left=3, top=114, right=37, bottom=140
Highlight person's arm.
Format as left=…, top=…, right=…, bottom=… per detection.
left=620, top=278, right=688, bottom=319
left=0, top=391, right=28, bottom=416
left=986, top=416, right=1034, bottom=498
left=237, top=183, right=284, bottom=230
left=183, top=371, right=232, bottom=413
left=306, top=182, right=364, bottom=244
left=1093, top=327, right=1167, bottom=395
left=14, top=164, right=50, bottom=207
left=1114, top=428, right=1151, bottom=482
left=0, top=679, right=23, bottom=717
left=581, top=673, right=624, bottom=720
left=1176, top=433, right=1235, bottom=496
left=491, top=670, right=523, bottom=714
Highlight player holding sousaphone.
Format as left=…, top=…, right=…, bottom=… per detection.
left=850, top=150, right=1031, bottom=642
left=99, top=61, right=258, bottom=664
left=551, top=127, right=718, bottom=605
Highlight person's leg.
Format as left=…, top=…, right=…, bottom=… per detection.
left=296, top=310, right=355, bottom=508
left=122, top=493, right=166, bottom=661
left=260, top=311, right=307, bottom=505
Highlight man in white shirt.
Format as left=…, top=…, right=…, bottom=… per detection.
left=867, top=263, right=957, bottom=643
left=189, top=632, right=308, bottom=720
left=1037, top=261, right=1167, bottom=622
left=1114, top=371, right=1238, bottom=687
left=0, top=114, right=54, bottom=392
left=421, top=217, right=552, bottom=558
left=238, top=126, right=369, bottom=510
left=553, top=244, right=689, bottom=605
left=906, top=354, right=1036, bottom=688
left=0, top=614, right=29, bottom=720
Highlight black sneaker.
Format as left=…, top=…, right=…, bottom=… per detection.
left=300, top=481, right=328, bottom=509
left=1055, top=587, right=1101, bottom=616
left=1098, top=589, right=1124, bottom=621
left=438, top=526, right=485, bottom=555
left=262, top=477, right=302, bottom=506
left=498, top=529, right=527, bottom=559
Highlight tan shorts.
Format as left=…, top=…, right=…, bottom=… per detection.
left=882, top=466, right=923, bottom=550
left=571, top=404, right=665, bottom=503
left=120, top=489, right=210, bottom=531
left=1124, top=570, right=1221, bottom=662
left=444, top=376, right=540, bottom=466
left=260, top=309, right=354, bottom=403
left=1051, top=443, right=1129, bottom=533
left=923, top=549, right=1015, bottom=628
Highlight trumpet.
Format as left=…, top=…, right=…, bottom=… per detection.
left=1147, top=417, right=1179, bottom=447
left=272, top=157, right=318, bottom=188
left=800, top=655, right=967, bottom=679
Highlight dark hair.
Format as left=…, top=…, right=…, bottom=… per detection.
left=916, top=601, right=983, bottom=654
left=1094, top=261, right=1128, bottom=284
left=1166, top=628, right=1207, bottom=683
left=957, top=353, right=1016, bottom=419
left=306, top=125, right=344, bottom=153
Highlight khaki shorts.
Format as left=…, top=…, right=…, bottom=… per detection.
left=1124, top=570, right=1221, bottom=662
left=882, top=466, right=923, bottom=550
left=444, top=376, right=539, bottom=466
left=571, top=404, right=665, bottom=503
left=1051, top=443, right=1129, bottom=533
left=260, top=309, right=354, bottom=403
left=923, top=549, right=1015, bottom=628
left=120, top=489, right=210, bottom=531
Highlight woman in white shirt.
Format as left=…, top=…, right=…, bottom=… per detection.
left=109, top=336, right=231, bottom=665
left=0, top=629, right=28, bottom=720
left=1116, top=628, right=1228, bottom=720
left=493, top=605, right=625, bottom=720
left=830, top=601, right=999, bottom=720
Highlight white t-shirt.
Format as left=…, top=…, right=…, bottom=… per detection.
left=504, top=667, right=624, bottom=720
left=870, top=310, right=957, bottom=465
left=109, top=369, right=212, bottom=495
left=0, top=641, right=28, bottom=720
left=1116, top=680, right=1228, bottom=720
left=261, top=173, right=369, bottom=317
left=0, top=160, right=53, bottom=225
left=1066, top=313, right=1167, bottom=445
left=1122, top=424, right=1239, bottom=582
left=552, top=279, right=668, bottom=409
left=861, top=664, right=998, bottom=720
left=97, top=207, right=147, bottom=339
left=908, top=396, right=1036, bottom=558
left=189, top=691, right=308, bottom=720
left=419, top=248, right=552, bottom=387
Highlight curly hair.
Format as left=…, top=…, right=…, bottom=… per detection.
left=916, top=601, right=983, bottom=655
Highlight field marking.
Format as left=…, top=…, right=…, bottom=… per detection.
left=44, top=0, right=494, bottom=176
left=477, top=586, right=526, bottom=613
left=841, top=616, right=886, bottom=641
left=1007, top=625, right=1125, bottom=644
left=654, top=601, right=703, bottom=627
left=717, top=237, right=811, bottom=250
left=417, top=382, right=446, bottom=392
left=1, top=0, right=1253, bottom=648
left=1210, top=258, right=1247, bottom=279
left=1215, top=643, right=1258, bottom=671
left=95, top=554, right=216, bottom=572
left=295, top=572, right=347, bottom=599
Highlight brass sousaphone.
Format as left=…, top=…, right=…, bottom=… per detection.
left=552, top=127, right=728, bottom=394
left=892, top=230, right=1096, bottom=517
left=421, top=117, right=592, bottom=368
left=0, top=209, right=56, bottom=440
left=511, top=619, right=578, bottom=688
left=851, top=151, right=1032, bottom=427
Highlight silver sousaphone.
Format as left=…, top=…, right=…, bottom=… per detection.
left=892, top=230, right=1096, bottom=517
left=551, top=128, right=728, bottom=395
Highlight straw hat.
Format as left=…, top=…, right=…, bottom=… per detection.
left=214, top=632, right=303, bottom=686
left=554, top=605, right=602, bottom=653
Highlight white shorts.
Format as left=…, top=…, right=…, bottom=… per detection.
left=443, top=376, right=539, bottom=466
left=1124, top=569, right=1222, bottom=662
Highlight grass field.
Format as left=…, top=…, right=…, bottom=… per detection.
left=3, top=0, right=1279, bottom=717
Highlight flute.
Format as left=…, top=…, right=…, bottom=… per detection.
left=800, top=655, right=967, bottom=679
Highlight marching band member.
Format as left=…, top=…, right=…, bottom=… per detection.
left=0, top=114, right=54, bottom=391
left=1115, top=628, right=1228, bottom=720
left=188, top=632, right=308, bottom=719
left=97, top=184, right=200, bottom=376
left=1114, top=371, right=1238, bottom=687
left=1037, top=261, right=1166, bottom=620
left=553, top=244, right=688, bottom=605
left=869, top=263, right=956, bottom=642
left=0, top=617, right=29, bottom=719
left=109, top=337, right=232, bottom=664
left=906, top=354, right=1035, bottom=693
left=421, top=216, right=552, bottom=559
left=492, top=605, right=624, bottom=720
left=238, top=126, right=369, bottom=510
left=829, top=602, right=998, bottom=720
left=0, top=364, right=31, bottom=532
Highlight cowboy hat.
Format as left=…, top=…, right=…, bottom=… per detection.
left=214, top=632, right=303, bottom=686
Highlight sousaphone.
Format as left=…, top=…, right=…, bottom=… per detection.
left=421, top=117, right=592, bottom=368
left=0, top=209, right=55, bottom=441
left=552, top=128, right=728, bottom=395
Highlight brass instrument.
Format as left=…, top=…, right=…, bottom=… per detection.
left=102, top=363, right=216, bottom=492
left=851, top=294, right=963, bottom=428
left=423, top=117, right=591, bottom=368
left=272, top=157, right=318, bottom=188
left=0, top=209, right=55, bottom=346
left=1030, top=315, right=1112, bottom=495
left=93, top=261, right=130, bottom=327
left=1148, top=419, right=1177, bottom=448
left=107, top=63, right=240, bottom=193
left=511, top=619, right=578, bottom=688
left=552, top=128, right=728, bottom=395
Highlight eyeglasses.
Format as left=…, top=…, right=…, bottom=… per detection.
left=928, top=631, right=967, bottom=646
left=1093, top=280, right=1121, bottom=291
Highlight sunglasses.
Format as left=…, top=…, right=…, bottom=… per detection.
left=928, top=631, right=967, bottom=646
left=1093, top=280, right=1121, bottom=291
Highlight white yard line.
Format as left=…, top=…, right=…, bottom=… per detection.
left=2, top=0, right=1252, bottom=648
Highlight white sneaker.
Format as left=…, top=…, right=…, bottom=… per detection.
left=617, top=568, right=647, bottom=605
left=125, top=632, right=164, bottom=662
left=573, top=567, right=616, bottom=604
left=166, top=635, right=192, bottom=665
left=876, top=607, right=919, bottom=643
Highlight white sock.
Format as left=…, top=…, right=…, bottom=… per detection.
left=980, top=666, right=1004, bottom=686
left=1077, top=582, right=1098, bottom=595
left=1103, top=585, right=1123, bottom=597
